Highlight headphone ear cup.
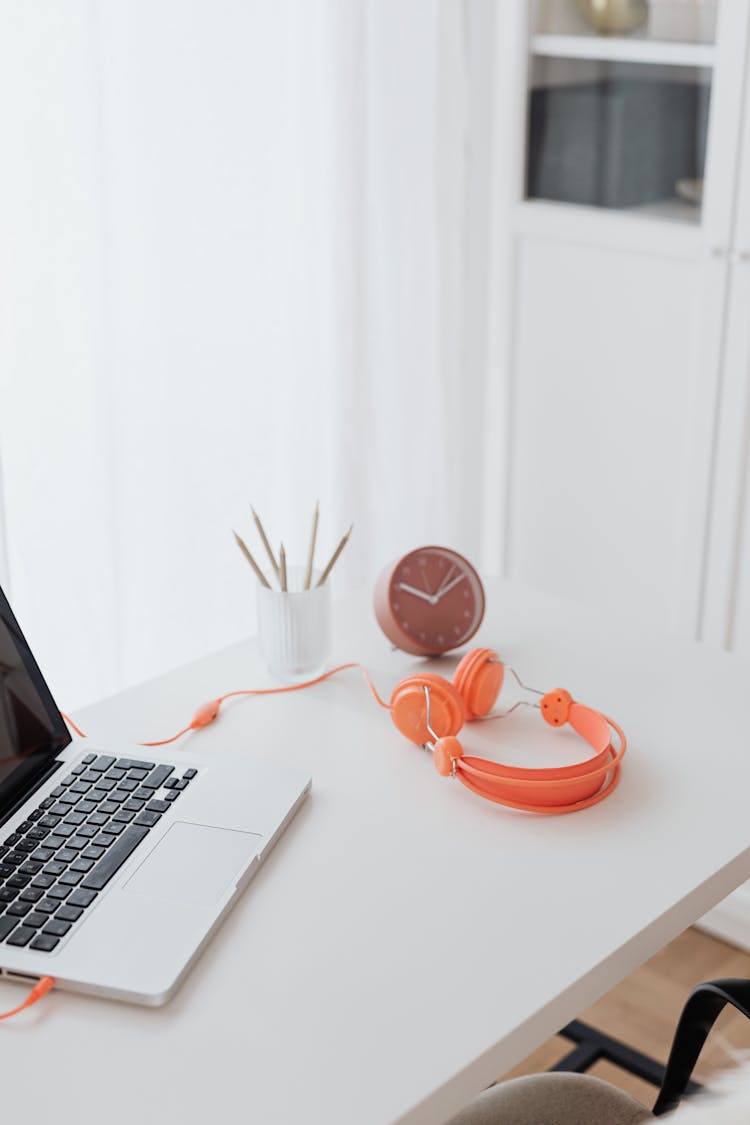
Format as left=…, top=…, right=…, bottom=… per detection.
left=390, top=674, right=465, bottom=744
left=453, top=648, right=504, bottom=720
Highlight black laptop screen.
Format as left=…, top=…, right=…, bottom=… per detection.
left=0, top=583, right=70, bottom=812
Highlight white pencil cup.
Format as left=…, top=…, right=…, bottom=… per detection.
left=256, top=566, right=331, bottom=682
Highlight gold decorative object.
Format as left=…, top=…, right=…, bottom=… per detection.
left=577, top=0, right=649, bottom=33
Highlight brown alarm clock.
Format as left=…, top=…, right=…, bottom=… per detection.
left=374, top=546, right=485, bottom=656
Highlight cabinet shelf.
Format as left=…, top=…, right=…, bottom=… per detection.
left=530, top=33, right=716, bottom=67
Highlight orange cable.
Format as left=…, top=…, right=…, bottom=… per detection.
left=0, top=975, right=55, bottom=1021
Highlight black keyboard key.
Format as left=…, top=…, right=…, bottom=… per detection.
left=70, top=781, right=92, bottom=795
left=113, top=810, right=134, bottom=824
left=43, top=919, right=72, bottom=937
left=144, top=765, right=174, bottom=790
left=119, top=759, right=155, bottom=771
left=82, top=753, right=96, bottom=764
left=28, top=826, right=50, bottom=840
left=135, top=788, right=154, bottom=801
left=6, top=874, right=30, bottom=889
left=0, top=863, right=13, bottom=879
left=134, top=811, right=161, bottom=828
left=31, top=874, right=55, bottom=890
left=16, top=840, right=36, bottom=853
left=129, top=769, right=149, bottom=782
left=77, top=825, right=98, bottom=838
left=7, top=926, right=34, bottom=947
left=27, top=809, right=42, bottom=821
left=37, top=899, right=58, bottom=914
left=0, top=845, right=7, bottom=858
left=123, top=798, right=146, bottom=812
left=68, top=888, right=97, bottom=908
left=3, top=833, right=20, bottom=847
left=39, top=814, right=61, bottom=829
left=30, top=934, right=60, bottom=951
left=59, top=871, right=82, bottom=887
left=39, top=797, right=55, bottom=810
left=88, top=813, right=108, bottom=827
left=56, top=848, right=77, bottom=864
left=53, top=824, right=75, bottom=839
left=45, top=835, right=67, bottom=851
left=117, top=779, right=138, bottom=794
left=94, top=777, right=115, bottom=792
left=82, top=846, right=105, bottom=861
left=107, top=768, right=126, bottom=781
left=18, top=887, right=43, bottom=903
left=24, top=912, right=46, bottom=928
left=172, top=779, right=189, bottom=791
left=102, top=822, right=125, bottom=836
left=55, top=904, right=83, bottom=922
left=0, top=915, right=18, bottom=940
left=44, top=862, right=67, bottom=877
left=30, top=848, right=55, bottom=864
left=165, top=790, right=180, bottom=802
left=47, top=886, right=70, bottom=900
left=83, top=826, right=150, bottom=891
left=183, top=768, right=197, bottom=779
left=91, top=755, right=116, bottom=772
left=81, top=770, right=102, bottom=783
left=5, top=851, right=26, bottom=866
left=77, top=800, right=97, bottom=814
left=96, top=832, right=117, bottom=847
left=70, top=857, right=94, bottom=873
left=66, top=837, right=88, bottom=851
left=63, top=812, right=86, bottom=827
left=0, top=888, right=18, bottom=904
left=163, top=778, right=177, bottom=789
left=99, top=801, right=118, bottom=815
left=19, top=861, right=43, bottom=876
left=50, top=803, right=71, bottom=817
left=60, top=774, right=76, bottom=787
left=50, top=786, right=65, bottom=798
left=146, top=799, right=170, bottom=814
left=58, top=792, right=79, bottom=807
left=107, top=790, right=128, bottom=804
left=6, top=901, right=31, bottom=917
left=17, top=821, right=33, bottom=834
left=71, top=764, right=86, bottom=776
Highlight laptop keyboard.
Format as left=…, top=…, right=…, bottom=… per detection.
left=0, top=754, right=197, bottom=954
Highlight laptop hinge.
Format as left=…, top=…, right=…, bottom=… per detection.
left=0, top=760, right=64, bottom=832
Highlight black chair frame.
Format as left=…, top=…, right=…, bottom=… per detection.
left=552, top=978, right=750, bottom=1116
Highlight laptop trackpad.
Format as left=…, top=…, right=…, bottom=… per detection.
left=124, top=822, right=262, bottom=905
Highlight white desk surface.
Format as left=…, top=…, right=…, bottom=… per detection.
left=3, top=580, right=750, bottom=1125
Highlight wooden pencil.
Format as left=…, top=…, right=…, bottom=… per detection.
left=232, top=530, right=271, bottom=588
left=316, top=524, right=352, bottom=587
left=304, top=501, right=319, bottom=590
left=250, top=506, right=280, bottom=582
left=279, top=543, right=288, bottom=592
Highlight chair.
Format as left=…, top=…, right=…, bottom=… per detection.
left=448, top=978, right=750, bottom=1124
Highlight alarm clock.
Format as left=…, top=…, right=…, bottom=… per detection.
left=374, top=546, right=485, bottom=656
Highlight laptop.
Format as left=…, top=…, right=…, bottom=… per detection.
left=0, top=583, right=311, bottom=1004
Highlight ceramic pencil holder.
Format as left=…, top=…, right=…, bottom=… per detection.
left=256, top=566, right=331, bottom=682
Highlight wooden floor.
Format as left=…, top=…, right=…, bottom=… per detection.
left=500, top=927, right=750, bottom=1109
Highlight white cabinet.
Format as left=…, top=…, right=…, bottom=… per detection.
left=486, top=1, right=750, bottom=945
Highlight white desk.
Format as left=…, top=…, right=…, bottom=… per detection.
left=4, top=581, right=750, bottom=1124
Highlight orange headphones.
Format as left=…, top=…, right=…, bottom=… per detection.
left=63, top=649, right=626, bottom=816
left=388, top=647, right=626, bottom=814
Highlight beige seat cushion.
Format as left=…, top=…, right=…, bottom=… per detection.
left=447, top=1073, right=653, bottom=1125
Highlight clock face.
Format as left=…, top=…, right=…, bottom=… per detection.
left=375, top=546, right=485, bottom=655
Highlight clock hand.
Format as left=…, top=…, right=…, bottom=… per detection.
left=433, top=573, right=466, bottom=602
left=433, top=564, right=457, bottom=599
left=396, top=582, right=436, bottom=605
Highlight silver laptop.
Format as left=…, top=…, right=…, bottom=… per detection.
left=0, top=583, right=310, bottom=1005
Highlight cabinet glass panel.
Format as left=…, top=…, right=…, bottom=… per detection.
left=525, top=56, right=711, bottom=222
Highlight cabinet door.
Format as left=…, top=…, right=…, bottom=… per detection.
left=507, top=236, right=724, bottom=638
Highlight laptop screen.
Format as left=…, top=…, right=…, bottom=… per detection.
left=0, top=584, right=71, bottom=815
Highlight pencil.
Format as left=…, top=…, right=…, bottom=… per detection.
left=279, top=543, right=288, bottom=592
left=232, top=530, right=271, bottom=588
left=250, top=506, right=280, bottom=583
left=316, top=524, right=352, bottom=587
left=304, top=501, right=319, bottom=590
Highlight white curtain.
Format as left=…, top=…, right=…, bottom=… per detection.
left=0, top=0, right=495, bottom=710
